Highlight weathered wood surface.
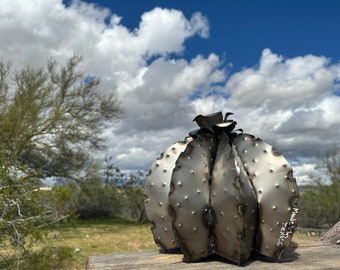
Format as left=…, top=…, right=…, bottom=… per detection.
left=86, top=240, right=339, bottom=269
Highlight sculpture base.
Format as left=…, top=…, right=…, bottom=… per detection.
left=86, top=240, right=339, bottom=269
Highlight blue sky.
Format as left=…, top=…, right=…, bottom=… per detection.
left=1, top=0, right=339, bottom=184
left=80, top=0, right=340, bottom=71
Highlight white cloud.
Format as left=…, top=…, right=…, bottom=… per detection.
left=136, top=8, right=209, bottom=57
left=225, top=49, right=336, bottom=110
left=193, top=49, right=340, bottom=140
left=1, top=0, right=339, bottom=184
left=190, top=50, right=340, bottom=184
left=118, top=54, right=224, bottom=128
left=292, top=163, right=317, bottom=185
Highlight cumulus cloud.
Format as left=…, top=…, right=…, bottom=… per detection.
left=188, top=49, right=340, bottom=184
left=225, top=49, right=337, bottom=110
left=1, top=0, right=339, bottom=185
left=136, top=8, right=209, bottom=57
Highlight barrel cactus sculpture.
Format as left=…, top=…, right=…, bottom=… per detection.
left=144, top=112, right=299, bottom=265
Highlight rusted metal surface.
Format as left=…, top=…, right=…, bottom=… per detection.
left=86, top=241, right=340, bottom=270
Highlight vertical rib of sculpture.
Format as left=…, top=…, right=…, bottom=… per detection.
left=144, top=111, right=299, bottom=265
left=169, top=132, right=217, bottom=262
left=211, top=132, right=258, bottom=263
left=144, top=138, right=192, bottom=250
left=233, top=134, right=299, bottom=258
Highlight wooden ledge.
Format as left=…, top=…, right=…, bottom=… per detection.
left=86, top=241, right=339, bottom=269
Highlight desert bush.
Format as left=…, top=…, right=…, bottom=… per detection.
left=298, top=147, right=340, bottom=228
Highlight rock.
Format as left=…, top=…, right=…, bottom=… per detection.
left=318, top=221, right=340, bottom=245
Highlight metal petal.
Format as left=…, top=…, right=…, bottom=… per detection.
left=193, top=112, right=223, bottom=133
left=233, top=134, right=299, bottom=258
left=168, top=133, right=217, bottom=262
left=144, top=137, right=192, bottom=250
left=211, top=133, right=258, bottom=264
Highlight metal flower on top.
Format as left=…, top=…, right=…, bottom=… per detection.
left=144, top=112, right=299, bottom=265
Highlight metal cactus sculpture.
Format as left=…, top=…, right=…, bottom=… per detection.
left=144, top=112, right=299, bottom=265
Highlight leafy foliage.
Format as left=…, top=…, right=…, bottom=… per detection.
left=299, top=147, right=340, bottom=228
left=65, top=157, right=146, bottom=222
left=0, top=55, right=122, bottom=266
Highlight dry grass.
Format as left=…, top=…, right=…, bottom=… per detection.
left=293, top=230, right=323, bottom=246
left=41, top=218, right=156, bottom=269
left=1, top=219, right=321, bottom=269
left=0, top=218, right=156, bottom=269
left=52, top=219, right=155, bottom=255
